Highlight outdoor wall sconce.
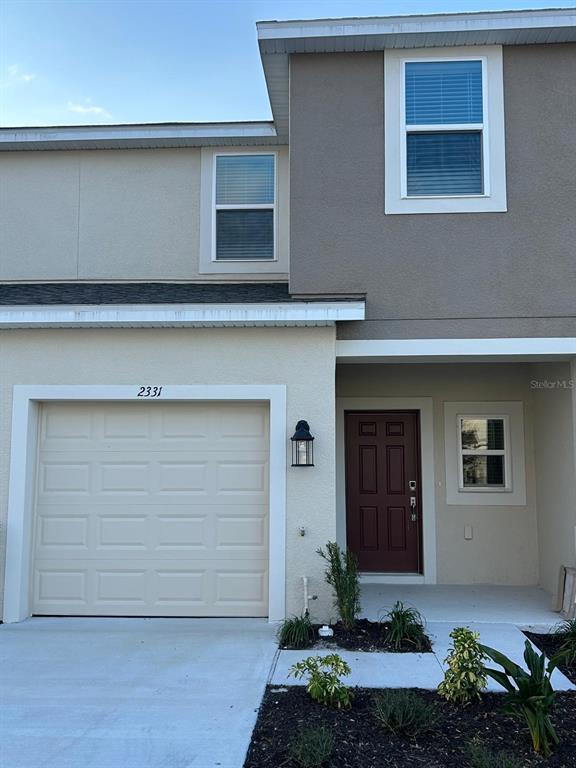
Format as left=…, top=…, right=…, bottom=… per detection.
left=291, top=420, right=314, bottom=467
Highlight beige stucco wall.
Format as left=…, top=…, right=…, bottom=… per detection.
left=531, top=361, right=576, bottom=597
left=0, top=147, right=289, bottom=282
left=0, top=326, right=336, bottom=619
left=336, top=363, right=540, bottom=585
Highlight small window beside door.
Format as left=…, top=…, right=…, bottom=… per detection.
left=443, top=402, right=526, bottom=506
left=458, top=415, right=510, bottom=491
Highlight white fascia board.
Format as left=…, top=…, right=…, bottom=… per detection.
left=336, top=338, right=576, bottom=359
left=257, top=10, right=576, bottom=43
left=0, top=302, right=365, bottom=328
left=0, top=122, right=277, bottom=147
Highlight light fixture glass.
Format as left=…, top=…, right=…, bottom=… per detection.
left=291, top=420, right=314, bottom=467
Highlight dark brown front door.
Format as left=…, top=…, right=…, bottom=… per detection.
left=345, top=411, right=422, bottom=573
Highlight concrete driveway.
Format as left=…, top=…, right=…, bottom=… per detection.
left=0, top=617, right=277, bottom=768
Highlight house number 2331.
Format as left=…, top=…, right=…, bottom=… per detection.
left=137, top=386, right=163, bottom=398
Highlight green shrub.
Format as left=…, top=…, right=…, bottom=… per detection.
left=278, top=614, right=314, bottom=649
left=481, top=639, right=560, bottom=757
left=317, top=542, right=360, bottom=631
left=554, top=618, right=576, bottom=665
left=466, top=738, right=523, bottom=768
left=371, top=689, right=438, bottom=736
left=384, top=601, right=427, bottom=650
left=288, top=726, right=335, bottom=768
left=438, top=627, right=487, bottom=704
left=289, top=653, right=353, bottom=709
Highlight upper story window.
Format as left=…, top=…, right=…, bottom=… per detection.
left=405, top=60, right=484, bottom=196
left=385, top=46, right=507, bottom=214
left=214, top=154, right=276, bottom=260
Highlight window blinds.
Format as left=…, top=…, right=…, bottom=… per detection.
left=405, top=60, right=483, bottom=125
left=216, top=155, right=275, bottom=205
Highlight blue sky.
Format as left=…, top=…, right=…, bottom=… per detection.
left=1, top=0, right=574, bottom=126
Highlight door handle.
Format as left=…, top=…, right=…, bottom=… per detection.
left=410, top=496, right=417, bottom=522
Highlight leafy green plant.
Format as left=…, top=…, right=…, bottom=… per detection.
left=277, top=614, right=314, bottom=649
left=384, top=601, right=427, bottom=650
left=466, top=738, right=523, bottom=768
left=289, top=653, right=353, bottom=708
left=554, top=618, right=576, bottom=665
left=480, top=639, right=560, bottom=757
left=371, top=689, right=438, bottom=736
left=288, top=726, right=335, bottom=768
left=317, top=542, right=360, bottom=631
left=438, top=627, right=487, bottom=704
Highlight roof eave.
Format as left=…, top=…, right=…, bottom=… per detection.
left=0, top=121, right=283, bottom=151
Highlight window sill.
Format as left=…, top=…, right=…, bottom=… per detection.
left=213, top=258, right=278, bottom=264
left=385, top=195, right=507, bottom=215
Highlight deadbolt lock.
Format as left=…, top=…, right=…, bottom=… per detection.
left=408, top=480, right=417, bottom=491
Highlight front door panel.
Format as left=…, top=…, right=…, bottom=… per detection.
left=345, top=411, right=422, bottom=573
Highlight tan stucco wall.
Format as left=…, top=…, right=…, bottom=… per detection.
left=0, top=326, right=336, bottom=619
left=0, top=147, right=288, bottom=282
left=531, top=362, right=576, bottom=597
left=336, top=363, right=540, bottom=585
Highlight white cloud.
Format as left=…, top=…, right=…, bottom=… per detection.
left=5, top=64, right=36, bottom=83
left=67, top=99, right=111, bottom=119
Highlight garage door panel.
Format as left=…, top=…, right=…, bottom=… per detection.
left=33, top=559, right=268, bottom=616
left=40, top=403, right=269, bottom=452
left=37, top=453, right=267, bottom=504
left=33, top=402, right=269, bottom=617
left=39, top=462, right=92, bottom=497
left=36, top=514, right=90, bottom=550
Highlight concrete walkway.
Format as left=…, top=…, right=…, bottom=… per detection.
left=271, top=622, right=575, bottom=691
left=0, top=617, right=277, bottom=768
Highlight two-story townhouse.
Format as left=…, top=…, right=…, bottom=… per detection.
left=1, top=8, right=575, bottom=625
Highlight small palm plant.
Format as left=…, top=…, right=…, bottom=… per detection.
left=480, top=640, right=560, bottom=756
left=317, top=542, right=360, bottom=631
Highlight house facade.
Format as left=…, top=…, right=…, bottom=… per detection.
left=1, top=9, right=575, bottom=624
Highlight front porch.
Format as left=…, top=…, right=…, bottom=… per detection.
left=335, top=353, right=576, bottom=612
left=360, top=584, right=559, bottom=629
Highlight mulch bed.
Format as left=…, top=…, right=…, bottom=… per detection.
left=244, top=686, right=576, bottom=768
left=525, top=631, right=576, bottom=685
left=279, top=619, right=432, bottom=653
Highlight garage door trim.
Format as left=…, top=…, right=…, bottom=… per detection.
left=3, top=385, right=287, bottom=623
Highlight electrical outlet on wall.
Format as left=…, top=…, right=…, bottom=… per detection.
left=464, top=525, right=473, bottom=540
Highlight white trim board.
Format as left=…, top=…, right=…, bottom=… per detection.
left=2, top=385, right=287, bottom=624
left=336, top=338, right=576, bottom=361
left=0, top=302, right=365, bottom=328
left=336, top=397, right=437, bottom=584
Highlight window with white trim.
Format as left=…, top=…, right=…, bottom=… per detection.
left=444, top=402, right=526, bottom=506
left=214, top=154, right=276, bottom=261
left=458, top=415, right=510, bottom=491
left=384, top=46, right=507, bottom=214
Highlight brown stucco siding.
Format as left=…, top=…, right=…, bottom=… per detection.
left=289, top=45, right=576, bottom=339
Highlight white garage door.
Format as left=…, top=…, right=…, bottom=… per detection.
left=32, top=401, right=269, bottom=617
